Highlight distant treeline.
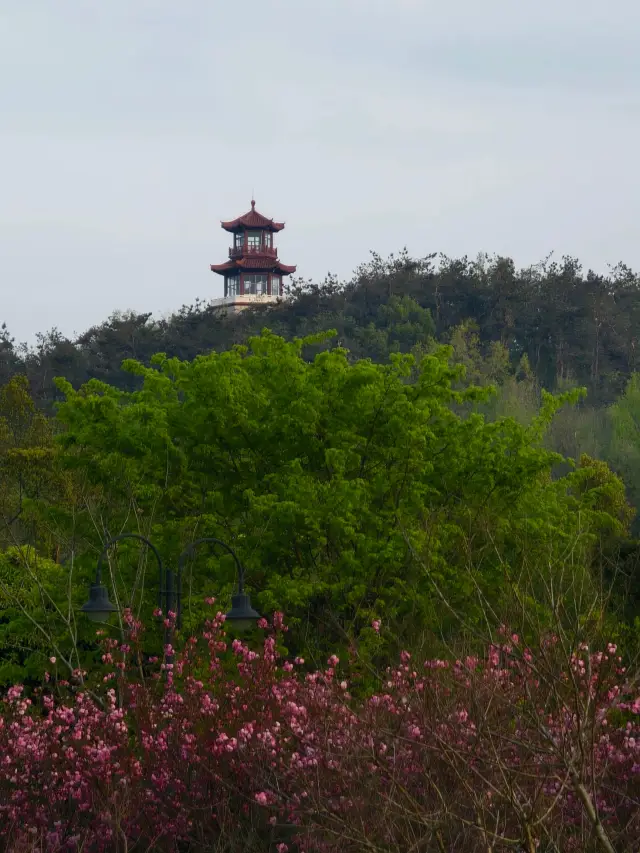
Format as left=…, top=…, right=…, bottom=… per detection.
left=2, top=250, right=640, bottom=407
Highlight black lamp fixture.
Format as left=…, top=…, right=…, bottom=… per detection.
left=81, top=582, right=118, bottom=622
left=81, top=534, right=260, bottom=633
left=225, top=591, right=262, bottom=632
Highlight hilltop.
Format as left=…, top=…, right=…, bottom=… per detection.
left=2, top=250, right=639, bottom=408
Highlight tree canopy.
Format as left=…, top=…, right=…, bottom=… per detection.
left=2, top=332, right=613, bottom=672
left=3, top=250, right=640, bottom=408
left=2, top=247, right=640, bottom=679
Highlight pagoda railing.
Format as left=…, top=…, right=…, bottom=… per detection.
left=229, top=245, right=278, bottom=260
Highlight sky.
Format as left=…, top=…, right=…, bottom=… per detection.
left=1, top=0, right=640, bottom=344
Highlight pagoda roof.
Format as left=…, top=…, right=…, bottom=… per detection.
left=220, top=200, right=285, bottom=232
left=210, top=257, right=297, bottom=276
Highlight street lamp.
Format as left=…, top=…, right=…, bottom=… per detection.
left=81, top=533, right=260, bottom=633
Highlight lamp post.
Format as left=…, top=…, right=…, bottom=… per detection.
left=81, top=533, right=260, bottom=637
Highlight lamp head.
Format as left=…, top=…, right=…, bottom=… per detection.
left=225, top=592, right=260, bottom=632
left=81, top=583, right=118, bottom=624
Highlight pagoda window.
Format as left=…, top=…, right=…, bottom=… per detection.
left=234, top=233, right=244, bottom=249
left=247, top=231, right=261, bottom=250
left=244, top=274, right=267, bottom=295
left=271, top=275, right=281, bottom=297
left=225, top=275, right=240, bottom=297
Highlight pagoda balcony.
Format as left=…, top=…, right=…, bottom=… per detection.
left=229, top=245, right=278, bottom=260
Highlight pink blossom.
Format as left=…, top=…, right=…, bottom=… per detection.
left=0, top=620, right=637, bottom=852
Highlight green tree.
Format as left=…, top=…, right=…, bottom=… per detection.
left=0, top=376, right=58, bottom=545
left=48, top=331, right=629, bottom=666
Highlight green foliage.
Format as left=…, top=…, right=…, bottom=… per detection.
left=1, top=260, right=639, bottom=676
left=3, top=248, right=640, bottom=410
left=607, top=373, right=640, bottom=506
left=47, top=331, right=629, bottom=666
left=0, top=546, right=70, bottom=685
left=0, top=375, right=60, bottom=548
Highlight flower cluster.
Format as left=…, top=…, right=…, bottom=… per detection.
left=0, top=615, right=638, bottom=852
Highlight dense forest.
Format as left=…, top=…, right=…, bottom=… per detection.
left=3, top=250, right=640, bottom=404
left=4, top=249, right=640, bottom=527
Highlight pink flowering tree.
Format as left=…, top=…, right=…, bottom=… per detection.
left=0, top=603, right=638, bottom=853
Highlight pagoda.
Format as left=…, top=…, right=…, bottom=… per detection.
left=210, top=200, right=296, bottom=312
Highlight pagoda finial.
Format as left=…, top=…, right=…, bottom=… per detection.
left=251, top=197, right=255, bottom=210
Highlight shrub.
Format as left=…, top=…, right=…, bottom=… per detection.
left=0, top=609, right=639, bottom=852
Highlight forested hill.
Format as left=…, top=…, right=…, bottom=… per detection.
left=2, top=250, right=640, bottom=406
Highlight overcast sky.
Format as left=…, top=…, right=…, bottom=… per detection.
left=1, top=0, right=639, bottom=344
